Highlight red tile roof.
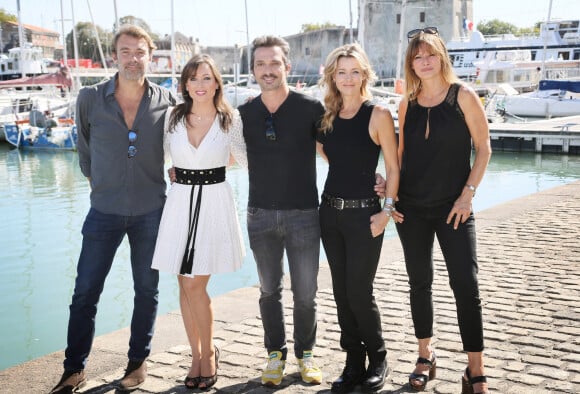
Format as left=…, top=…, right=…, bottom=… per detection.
left=4, top=21, right=59, bottom=36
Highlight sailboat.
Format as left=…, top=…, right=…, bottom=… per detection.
left=1, top=0, right=77, bottom=149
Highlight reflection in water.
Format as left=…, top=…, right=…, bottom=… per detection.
left=0, top=145, right=578, bottom=370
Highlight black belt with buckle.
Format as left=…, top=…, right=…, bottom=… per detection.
left=321, top=193, right=380, bottom=210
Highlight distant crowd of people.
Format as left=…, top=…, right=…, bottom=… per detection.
left=48, top=23, right=491, bottom=394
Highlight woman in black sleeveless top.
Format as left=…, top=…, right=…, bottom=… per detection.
left=317, top=44, right=399, bottom=393
left=396, top=28, right=492, bottom=394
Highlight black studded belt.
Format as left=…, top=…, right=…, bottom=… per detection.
left=174, top=166, right=226, bottom=185
left=321, top=193, right=380, bottom=210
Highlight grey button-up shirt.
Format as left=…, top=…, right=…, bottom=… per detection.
left=77, top=73, right=176, bottom=216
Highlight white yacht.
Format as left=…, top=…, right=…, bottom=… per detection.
left=0, top=44, right=47, bottom=81
left=447, top=20, right=580, bottom=92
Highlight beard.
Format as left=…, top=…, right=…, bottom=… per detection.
left=256, top=73, right=284, bottom=92
left=120, top=63, right=146, bottom=81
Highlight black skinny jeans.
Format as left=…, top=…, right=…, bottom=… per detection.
left=320, top=204, right=386, bottom=361
left=395, top=208, right=484, bottom=352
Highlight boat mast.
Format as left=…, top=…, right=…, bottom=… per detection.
left=540, top=0, right=554, bottom=79
left=349, top=0, right=354, bottom=44
left=170, top=0, right=177, bottom=95
left=59, top=0, right=68, bottom=66
left=87, top=0, right=109, bottom=77
left=70, top=0, right=82, bottom=90
left=113, top=0, right=120, bottom=32
left=244, top=0, right=251, bottom=78
left=395, top=0, right=407, bottom=81
left=16, top=0, right=25, bottom=48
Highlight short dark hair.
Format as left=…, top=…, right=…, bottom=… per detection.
left=112, top=24, right=156, bottom=54
left=250, top=35, right=290, bottom=71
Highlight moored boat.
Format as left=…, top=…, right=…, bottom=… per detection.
left=0, top=67, right=76, bottom=142
left=500, top=79, right=580, bottom=118
left=3, top=116, right=77, bottom=150
left=447, top=19, right=580, bottom=91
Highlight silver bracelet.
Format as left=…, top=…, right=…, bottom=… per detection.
left=465, top=184, right=476, bottom=197
left=383, top=197, right=394, bottom=213
left=383, top=205, right=394, bottom=214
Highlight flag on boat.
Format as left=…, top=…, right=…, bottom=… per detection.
left=463, top=17, right=473, bottom=31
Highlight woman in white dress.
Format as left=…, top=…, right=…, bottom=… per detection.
left=151, top=54, right=247, bottom=390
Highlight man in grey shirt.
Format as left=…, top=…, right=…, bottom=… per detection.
left=49, top=25, right=175, bottom=394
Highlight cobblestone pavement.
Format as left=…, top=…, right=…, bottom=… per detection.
left=2, top=181, right=579, bottom=394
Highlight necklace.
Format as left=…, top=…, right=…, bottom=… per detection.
left=189, top=111, right=215, bottom=121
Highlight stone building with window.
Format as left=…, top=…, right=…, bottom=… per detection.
left=1, top=21, right=61, bottom=59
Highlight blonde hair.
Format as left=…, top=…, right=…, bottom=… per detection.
left=403, top=32, right=459, bottom=100
left=318, top=43, right=377, bottom=133
left=169, top=54, right=233, bottom=132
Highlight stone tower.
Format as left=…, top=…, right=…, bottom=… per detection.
left=358, top=0, right=473, bottom=79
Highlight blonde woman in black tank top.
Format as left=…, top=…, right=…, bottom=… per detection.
left=317, top=43, right=399, bottom=393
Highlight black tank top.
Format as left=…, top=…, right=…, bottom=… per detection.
left=398, top=83, right=472, bottom=211
left=318, top=101, right=380, bottom=199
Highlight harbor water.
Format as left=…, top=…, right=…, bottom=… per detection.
left=1, top=144, right=579, bottom=371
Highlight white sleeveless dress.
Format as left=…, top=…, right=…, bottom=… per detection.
left=152, top=108, right=247, bottom=276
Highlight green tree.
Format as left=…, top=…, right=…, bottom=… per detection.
left=117, top=15, right=159, bottom=40
left=476, top=19, right=544, bottom=36
left=517, top=27, right=535, bottom=35
left=300, top=22, right=338, bottom=33
left=0, top=8, right=17, bottom=22
left=66, top=22, right=112, bottom=64
left=476, top=19, right=518, bottom=35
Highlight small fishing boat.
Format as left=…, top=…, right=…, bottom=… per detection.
left=3, top=115, right=77, bottom=150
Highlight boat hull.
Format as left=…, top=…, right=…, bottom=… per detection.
left=503, top=96, right=580, bottom=118
left=3, top=124, right=78, bottom=150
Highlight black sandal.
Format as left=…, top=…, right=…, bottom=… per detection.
left=461, top=367, right=488, bottom=394
left=409, top=353, right=436, bottom=391
left=198, top=346, right=220, bottom=390
left=184, top=376, right=200, bottom=389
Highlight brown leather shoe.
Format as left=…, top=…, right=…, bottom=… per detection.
left=49, top=370, right=86, bottom=393
left=118, top=360, right=147, bottom=391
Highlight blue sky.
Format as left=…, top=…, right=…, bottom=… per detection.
left=4, top=0, right=580, bottom=46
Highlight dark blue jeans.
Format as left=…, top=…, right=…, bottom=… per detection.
left=319, top=204, right=386, bottom=361
left=395, top=207, right=484, bottom=352
left=64, top=207, right=162, bottom=371
left=247, top=207, right=320, bottom=359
